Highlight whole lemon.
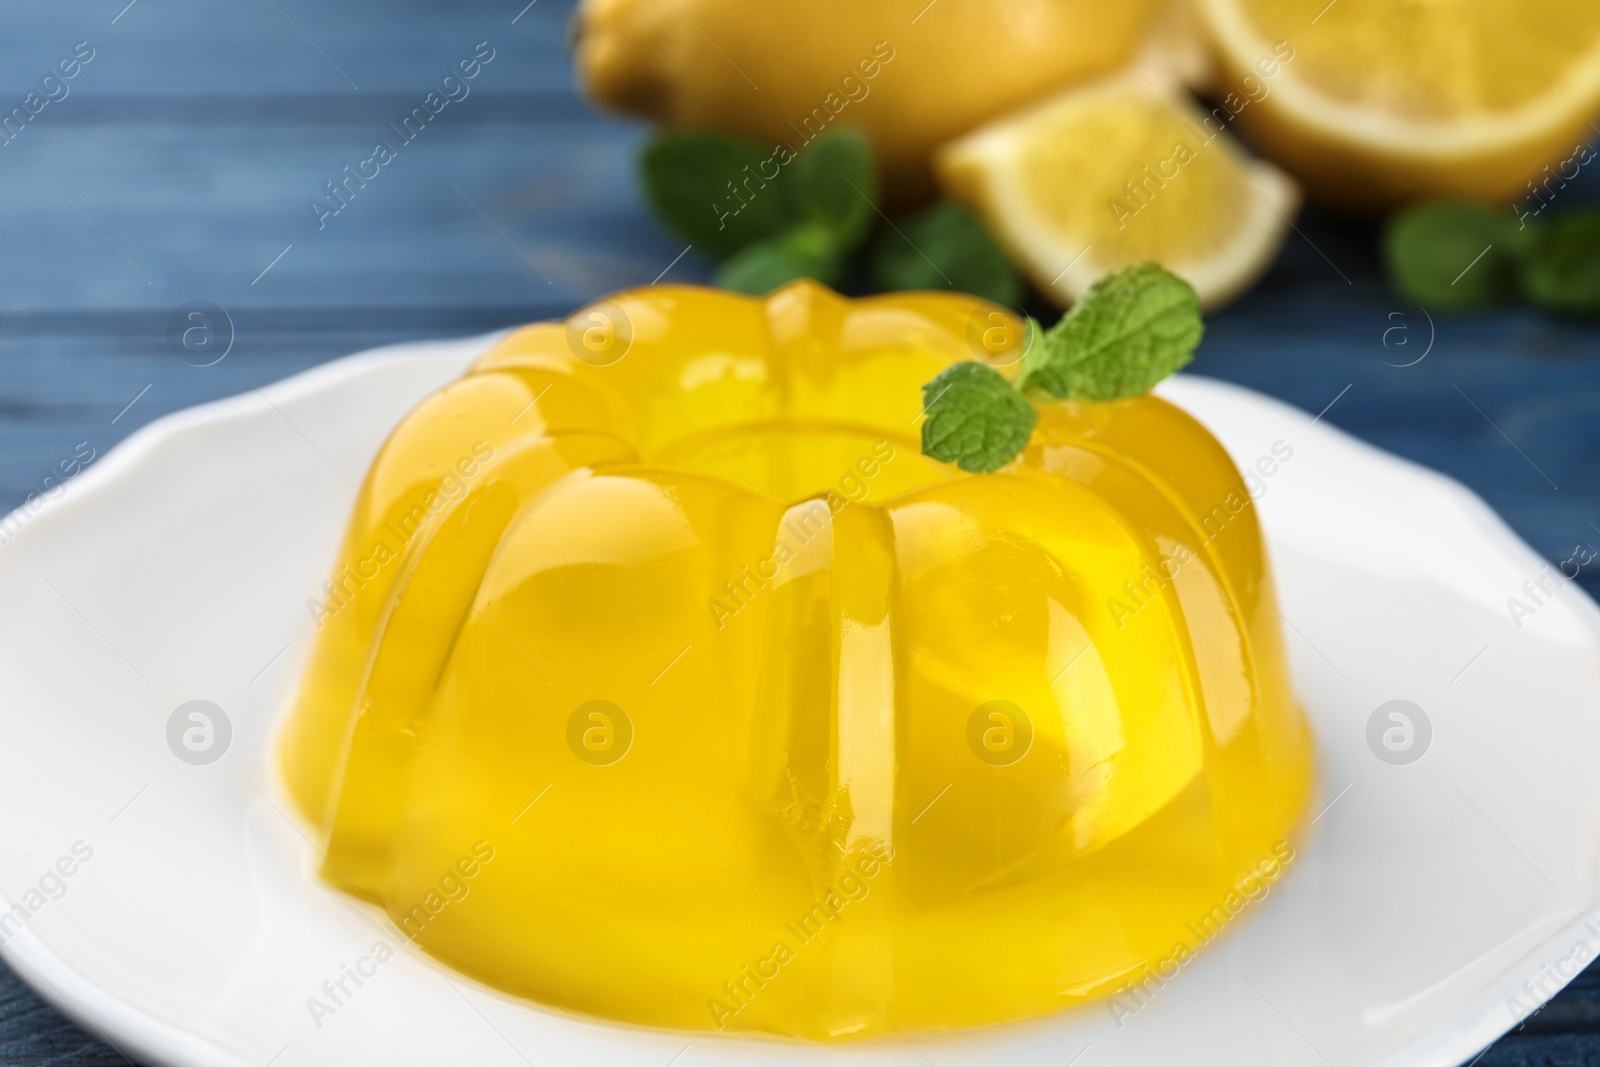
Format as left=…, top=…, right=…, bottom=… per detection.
left=575, top=0, right=1164, bottom=202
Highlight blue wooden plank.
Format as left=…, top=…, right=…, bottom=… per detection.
left=0, top=0, right=580, bottom=97
left=0, top=107, right=674, bottom=313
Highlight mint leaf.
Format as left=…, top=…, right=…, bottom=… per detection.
left=641, top=131, right=793, bottom=260
left=918, top=265, right=1206, bottom=473
left=1020, top=263, right=1202, bottom=402
left=784, top=129, right=877, bottom=251
left=1384, top=201, right=1526, bottom=309
left=870, top=201, right=1024, bottom=306
left=1522, top=209, right=1600, bottom=317
left=920, top=361, right=1037, bottom=473
left=714, top=224, right=843, bottom=294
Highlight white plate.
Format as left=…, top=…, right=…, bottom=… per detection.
left=1, top=335, right=1598, bottom=1067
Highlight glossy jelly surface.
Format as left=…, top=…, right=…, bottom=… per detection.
left=278, top=281, right=1313, bottom=1041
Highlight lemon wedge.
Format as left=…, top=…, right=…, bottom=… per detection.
left=1197, top=0, right=1600, bottom=208
left=936, top=71, right=1300, bottom=310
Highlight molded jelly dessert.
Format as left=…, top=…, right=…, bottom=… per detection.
left=279, top=280, right=1313, bottom=1041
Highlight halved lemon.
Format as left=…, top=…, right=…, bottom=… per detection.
left=936, top=71, right=1301, bottom=310
left=1197, top=0, right=1600, bottom=208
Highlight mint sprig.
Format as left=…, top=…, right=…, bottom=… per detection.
left=1384, top=200, right=1600, bottom=318
left=920, top=263, right=1204, bottom=472
left=638, top=127, right=1019, bottom=299
left=1383, top=201, right=1529, bottom=310
left=640, top=128, right=873, bottom=293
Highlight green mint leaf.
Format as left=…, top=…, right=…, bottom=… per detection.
left=640, top=130, right=794, bottom=260
left=869, top=201, right=1024, bottom=306
left=714, top=224, right=843, bottom=294
left=1019, top=263, right=1202, bottom=402
left=1383, top=201, right=1527, bottom=309
left=920, top=361, right=1037, bottom=473
left=784, top=128, right=876, bottom=250
left=1522, top=209, right=1600, bottom=317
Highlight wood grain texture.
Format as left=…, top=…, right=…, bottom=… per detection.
left=0, top=2, right=1596, bottom=1065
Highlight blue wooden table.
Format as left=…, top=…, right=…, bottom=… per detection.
left=0, top=2, right=1597, bottom=1063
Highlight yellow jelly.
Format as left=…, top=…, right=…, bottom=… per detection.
left=278, top=280, right=1313, bottom=1041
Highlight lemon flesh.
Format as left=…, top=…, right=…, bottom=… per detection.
left=1201, top=0, right=1600, bottom=206
left=1241, top=0, right=1599, bottom=117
